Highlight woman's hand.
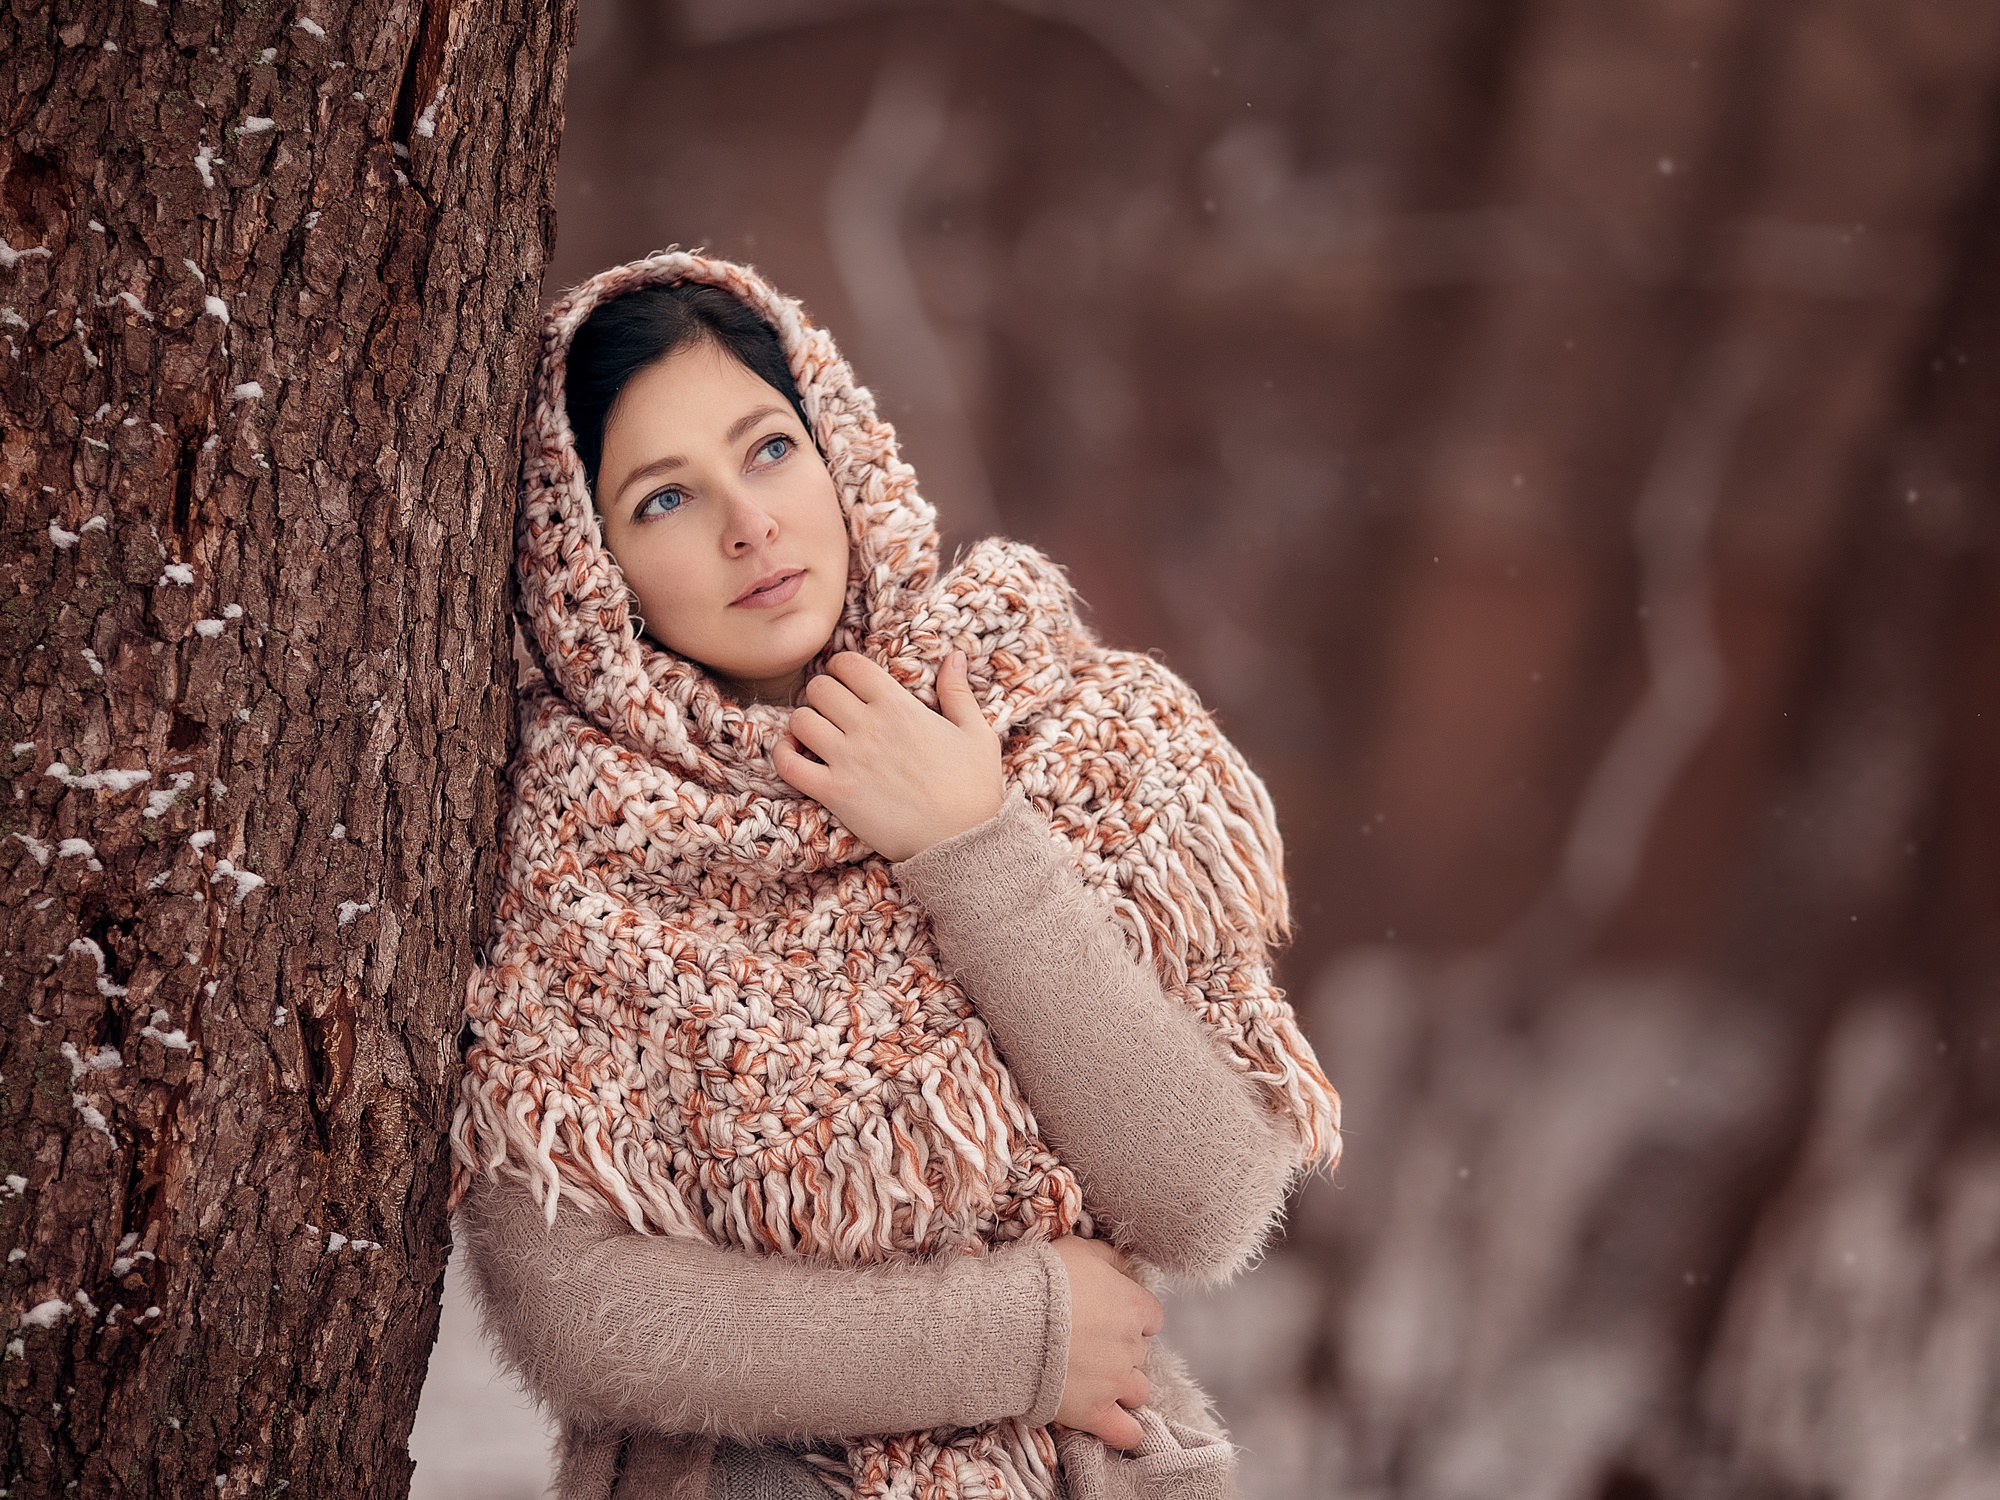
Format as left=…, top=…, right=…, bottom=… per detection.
left=773, top=650, right=1004, bottom=862
left=1050, top=1235, right=1164, bottom=1451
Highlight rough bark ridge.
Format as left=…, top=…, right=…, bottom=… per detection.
left=0, top=0, right=572, bottom=1494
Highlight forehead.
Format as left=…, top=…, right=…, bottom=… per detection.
left=603, top=339, right=782, bottom=449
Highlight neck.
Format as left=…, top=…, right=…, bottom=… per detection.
left=716, top=665, right=809, bottom=707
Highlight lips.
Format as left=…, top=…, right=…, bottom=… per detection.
left=731, top=568, right=804, bottom=608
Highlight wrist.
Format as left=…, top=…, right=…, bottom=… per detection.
left=898, top=787, right=1009, bottom=863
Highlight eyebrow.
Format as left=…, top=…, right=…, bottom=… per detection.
left=613, top=404, right=792, bottom=509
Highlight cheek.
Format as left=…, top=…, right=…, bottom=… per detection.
left=806, top=478, right=851, bottom=571
left=615, top=536, right=709, bottom=635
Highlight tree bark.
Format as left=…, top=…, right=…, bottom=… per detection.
left=0, top=0, right=572, bottom=1493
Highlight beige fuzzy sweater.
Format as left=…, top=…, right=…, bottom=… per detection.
left=457, top=789, right=1307, bottom=1500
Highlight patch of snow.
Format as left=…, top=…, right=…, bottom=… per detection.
left=20, top=1300, right=69, bottom=1330
left=158, top=562, right=195, bottom=586
left=211, top=858, right=266, bottom=904
left=80, top=515, right=107, bottom=534
left=182, top=258, right=204, bottom=283
left=2, top=1176, right=26, bottom=1197
left=112, top=290, right=153, bottom=321
left=11, top=742, right=32, bottom=756
left=81, top=647, right=104, bottom=677
left=49, top=518, right=80, bottom=549
left=295, top=16, right=327, bottom=37
left=203, top=296, right=229, bottom=325
left=141, top=1010, right=193, bottom=1052
left=304, top=210, right=321, bottom=229
left=66, top=937, right=129, bottom=997
left=238, top=116, right=275, bottom=135
left=48, top=764, right=151, bottom=794
left=56, top=838, right=96, bottom=860
left=73, top=1095, right=114, bottom=1140
left=144, top=869, right=171, bottom=891
left=259, top=46, right=277, bottom=63
left=415, top=83, right=446, bottom=138
left=222, top=603, right=243, bottom=620
left=329, top=823, right=346, bottom=839
left=0, top=238, right=54, bottom=269
left=336, top=900, right=372, bottom=927
left=73, top=1289, right=99, bottom=1319
left=236, top=707, right=252, bottom=722
left=2, top=307, right=29, bottom=329
left=193, top=146, right=218, bottom=189
left=12, top=833, right=51, bottom=866
left=61, top=1042, right=122, bottom=1081
left=273, top=1006, right=287, bottom=1028
left=230, top=382, right=263, bottom=401
left=6, top=1250, right=21, bottom=1264
left=145, top=770, right=196, bottom=818
left=102, top=39, right=117, bottom=51
left=89, top=219, right=106, bottom=233
left=3, top=1338, right=22, bottom=1359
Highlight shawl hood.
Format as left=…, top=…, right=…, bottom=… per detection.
left=517, top=250, right=1087, bottom=823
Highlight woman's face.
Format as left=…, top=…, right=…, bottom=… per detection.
left=593, top=339, right=849, bottom=704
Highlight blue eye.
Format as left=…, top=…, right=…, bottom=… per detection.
left=634, top=487, right=684, bottom=521
left=756, top=435, right=791, bottom=464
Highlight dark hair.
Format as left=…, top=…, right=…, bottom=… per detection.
left=564, top=280, right=812, bottom=495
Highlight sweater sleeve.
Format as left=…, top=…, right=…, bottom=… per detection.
left=455, top=1171, right=1070, bottom=1442
left=892, top=788, right=1304, bottom=1285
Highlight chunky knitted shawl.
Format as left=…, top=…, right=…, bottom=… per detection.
left=451, top=251, right=1340, bottom=1500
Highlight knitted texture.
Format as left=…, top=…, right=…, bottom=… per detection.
left=449, top=249, right=1341, bottom=1500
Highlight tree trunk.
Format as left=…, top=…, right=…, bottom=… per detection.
left=0, top=0, right=571, bottom=1492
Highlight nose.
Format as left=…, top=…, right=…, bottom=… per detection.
left=718, top=486, right=780, bottom=554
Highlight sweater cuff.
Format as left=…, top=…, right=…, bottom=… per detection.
left=892, top=787, right=1066, bottom=932
left=1021, top=1238, right=1072, bottom=1428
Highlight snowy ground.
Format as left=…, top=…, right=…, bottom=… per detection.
left=408, top=1243, right=558, bottom=1499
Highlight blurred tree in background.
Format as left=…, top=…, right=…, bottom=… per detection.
left=544, top=3, right=2000, bottom=1497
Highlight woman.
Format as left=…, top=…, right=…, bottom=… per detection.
left=450, top=251, right=1341, bottom=1500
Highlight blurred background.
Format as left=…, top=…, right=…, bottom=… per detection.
left=410, top=1, right=2000, bottom=1496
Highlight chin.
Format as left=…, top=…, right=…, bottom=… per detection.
left=723, top=628, right=835, bottom=684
